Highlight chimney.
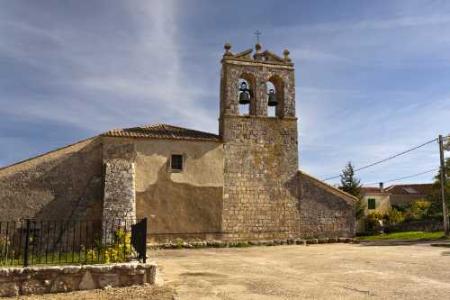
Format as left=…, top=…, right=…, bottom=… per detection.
left=379, top=182, right=384, bottom=193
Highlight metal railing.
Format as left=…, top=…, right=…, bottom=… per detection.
left=0, top=218, right=147, bottom=267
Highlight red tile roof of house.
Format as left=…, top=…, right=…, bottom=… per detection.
left=362, top=184, right=433, bottom=196
left=384, top=184, right=433, bottom=195
left=102, top=124, right=221, bottom=142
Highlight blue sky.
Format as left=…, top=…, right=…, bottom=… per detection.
left=1, top=0, right=449, bottom=186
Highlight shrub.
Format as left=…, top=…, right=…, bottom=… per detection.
left=365, top=212, right=386, bottom=232
left=174, top=238, right=184, bottom=249
left=387, top=208, right=405, bottom=225
left=86, top=228, right=135, bottom=264
left=406, top=199, right=432, bottom=220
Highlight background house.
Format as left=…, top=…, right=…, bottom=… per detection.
left=361, top=184, right=391, bottom=215
left=361, top=183, right=433, bottom=216
left=385, top=184, right=433, bottom=208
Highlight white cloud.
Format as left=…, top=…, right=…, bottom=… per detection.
left=1, top=1, right=449, bottom=183
left=0, top=1, right=218, bottom=135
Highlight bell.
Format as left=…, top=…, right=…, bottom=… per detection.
left=268, top=89, right=278, bottom=106
left=239, top=82, right=251, bottom=105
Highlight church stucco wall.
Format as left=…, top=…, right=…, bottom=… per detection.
left=102, top=137, right=224, bottom=240
left=0, top=138, right=104, bottom=221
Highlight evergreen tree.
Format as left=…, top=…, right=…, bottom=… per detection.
left=339, top=162, right=362, bottom=198
left=339, top=162, right=364, bottom=219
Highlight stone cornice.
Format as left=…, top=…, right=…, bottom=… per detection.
left=221, top=57, right=294, bottom=69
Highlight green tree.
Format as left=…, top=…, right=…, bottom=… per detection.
left=338, top=162, right=363, bottom=219
left=339, top=162, right=362, bottom=198
left=427, top=157, right=450, bottom=217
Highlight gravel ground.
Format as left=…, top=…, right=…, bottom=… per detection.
left=153, top=243, right=450, bottom=299
left=6, top=242, right=450, bottom=299
left=6, top=285, right=177, bottom=300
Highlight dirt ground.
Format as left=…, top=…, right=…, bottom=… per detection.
left=10, top=242, right=450, bottom=299
left=154, top=242, right=450, bottom=299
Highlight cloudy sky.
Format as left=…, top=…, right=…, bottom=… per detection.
left=1, top=0, right=449, bottom=186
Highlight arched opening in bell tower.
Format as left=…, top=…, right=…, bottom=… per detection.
left=238, top=73, right=256, bottom=116
left=266, top=81, right=276, bottom=117
left=266, top=75, right=285, bottom=118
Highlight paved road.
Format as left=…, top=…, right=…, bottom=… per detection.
left=153, top=243, right=450, bottom=299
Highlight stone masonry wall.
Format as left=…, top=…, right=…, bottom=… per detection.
left=0, top=138, right=104, bottom=221
left=221, top=116, right=300, bottom=240
left=103, top=160, right=136, bottom=220
left=219, top=60, right=295, bottom=119
left=219, top=47, right=355, bottom=240
left=103, top=143, right=137, bottom=222
left=220, top=49, right=300, bottom=240
left=0, top=263, right=156, bottom=297
left=298, top=171, right=356, bottom=238
left=219, top=60, right=295, bottom=136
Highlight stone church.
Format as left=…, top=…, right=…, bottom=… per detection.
left=0, top=43, right=356, bottom=241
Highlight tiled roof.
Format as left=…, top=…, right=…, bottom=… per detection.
left=385, top=184, right=433, bottom=195
left=102, top=124, right=221, bottom=142
left=362, top=184, right=433, bottom=196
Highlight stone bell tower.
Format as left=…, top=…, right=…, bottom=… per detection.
left=220, top=42, right=300, bottom=240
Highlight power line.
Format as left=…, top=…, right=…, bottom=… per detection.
left=323, top=137, right=438, bottom=181
left=363, top=168, right=438, bottom=186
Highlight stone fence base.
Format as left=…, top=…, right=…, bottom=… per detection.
left=0, top=262, right=157, bottom=297
left=148, top=237, right=357, bottom=249
left=385, top=220, right=443, bottom=233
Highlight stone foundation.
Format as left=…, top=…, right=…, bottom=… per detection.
left=147, top=237, right=358, bottom=249
left=0, top=262, right=156, bottom=297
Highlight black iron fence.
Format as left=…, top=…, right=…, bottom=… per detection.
left=0, top=218, right=147, bottom=267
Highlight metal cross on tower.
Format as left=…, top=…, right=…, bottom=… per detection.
left=254, top=30, right=262, bottom=44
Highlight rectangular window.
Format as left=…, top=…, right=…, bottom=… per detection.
left=170, top=154, right=183, bottom=172
left=368, top=198, right=376, bottom=210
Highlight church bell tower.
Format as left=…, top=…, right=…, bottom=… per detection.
left=219, top=42, right=300, bottom=240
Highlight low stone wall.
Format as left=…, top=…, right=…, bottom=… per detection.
left=148, top=237, right=358, bottom=249
left=0, top=262, right=157, bottom=297
left=385, top=219, right=443, bottom=233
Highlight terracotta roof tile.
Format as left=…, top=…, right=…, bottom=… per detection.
left=102, top=124, right=220, bottom=142
left=385, top=184, right=433, bottom=195
left=362, top=184, right=433, bottom=196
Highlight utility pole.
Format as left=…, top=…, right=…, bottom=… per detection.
left=439, top=135, right=449, bottom=236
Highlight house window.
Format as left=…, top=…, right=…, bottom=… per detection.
left=368, top=198, right=376, bottom=210
left=170, top=154, right=183, bottom=172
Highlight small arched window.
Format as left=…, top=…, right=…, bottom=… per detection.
left=237, top=73, right=256, bottom=116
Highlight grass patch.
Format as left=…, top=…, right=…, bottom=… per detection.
left=357, top=231, right=447, bottom=241
left=0, top=251, right=113, bottom=267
